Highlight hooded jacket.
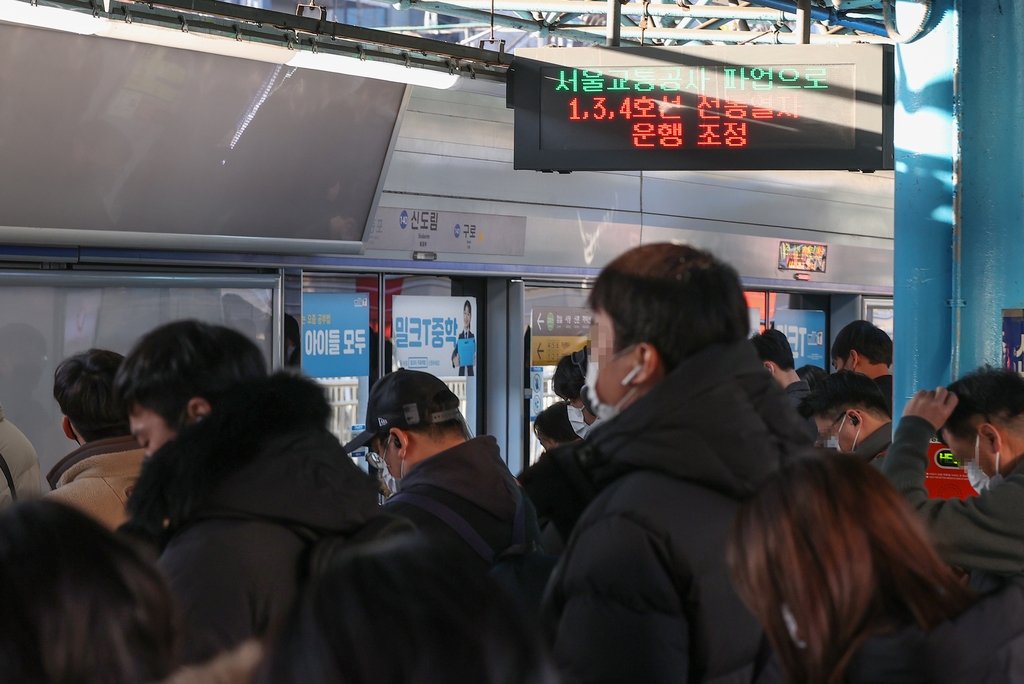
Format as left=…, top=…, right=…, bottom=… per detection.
left=0, top=403, right=40, bottom=507
left=385, top=436, right=542, bottom=575
left=844, top=580, right=1024, bottom=684
left=46, top=435, right=144, bottom=529
left=540, top=341, right=813, bottom=684
left=123, top=373, right=381, bottom=664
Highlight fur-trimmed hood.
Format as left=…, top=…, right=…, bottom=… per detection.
left=124, top=373, right=380, bottom=549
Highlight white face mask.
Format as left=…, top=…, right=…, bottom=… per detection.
left=566, top=404, right=589, bottom=438
left=584, top=347, right=642, bottom=423
left=968, top=434, right=1003, bottom=493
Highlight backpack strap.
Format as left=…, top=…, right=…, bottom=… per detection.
left=0, top=451, right=17, bottom=503
left=389, top=492, right=496, bottom=564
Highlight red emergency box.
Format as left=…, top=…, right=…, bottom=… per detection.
left=924, top=441, right=976, bottom=500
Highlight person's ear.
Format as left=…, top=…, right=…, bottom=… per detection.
left=61, top=416, right=78, bottom=442
left=847, top=350, right=861, bottom=371
left=978, top=423, right=1002, bottom=455
left=763, top=361, right=776, bottom=375
left=631, top=343, right=665, bottom=385
left=390, top=428, right=407, bottom=454
left=185, top=397, right=212, bottom=423
left=849, top=410, right=861, bottom=427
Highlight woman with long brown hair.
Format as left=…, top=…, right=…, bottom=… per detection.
left=729, top=454, right=1024, bottom=684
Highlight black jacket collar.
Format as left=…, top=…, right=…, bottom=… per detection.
left=124, top=373, right=380, bottom=548
left=586, top=340, right=814, bottom=497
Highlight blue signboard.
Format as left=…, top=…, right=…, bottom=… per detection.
left=773, top=309, right=827, bottom=370
left=301, top=293, right=370, bottom=378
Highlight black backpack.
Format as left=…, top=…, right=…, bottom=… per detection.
left=388, top=488, right=558, bottom=616
left=192, top=510, right=417, bottom=583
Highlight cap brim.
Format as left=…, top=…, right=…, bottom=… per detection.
left=343, top=429, right=377, bottom=454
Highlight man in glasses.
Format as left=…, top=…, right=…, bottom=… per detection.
left=345, top=369, right=542, bottom=577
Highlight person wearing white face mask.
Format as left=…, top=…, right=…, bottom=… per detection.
left=798, top=371, right=892, bottom=465
left=525, top=243, right=814, bottom=684
left=883, top=367, right=1024, bottom=591
left=552, top=351, right=598, bottom=438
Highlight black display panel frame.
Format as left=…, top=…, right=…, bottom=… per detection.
left=510, top=45, right=894, bottom=172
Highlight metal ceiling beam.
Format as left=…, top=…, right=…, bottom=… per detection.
left=399, top=0, right=801, bottom=20
left=131, top=0, right=516, bottom=63
left=560, top=23, right=891, bottom=42
left=742, top=0, right=886, bottom=35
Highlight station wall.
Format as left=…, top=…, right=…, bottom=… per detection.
left=370, top=79, right=894, bottom=293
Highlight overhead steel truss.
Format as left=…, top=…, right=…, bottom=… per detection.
left=388, top=0, right=898, bottom=47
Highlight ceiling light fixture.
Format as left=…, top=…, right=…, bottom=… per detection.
left=0, top=0, right=461, bottom=88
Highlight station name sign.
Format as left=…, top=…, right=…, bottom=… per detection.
left=510, top=45, right=893, bottom=172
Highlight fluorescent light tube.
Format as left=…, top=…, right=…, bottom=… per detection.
left=0, top=0, right=460, bottom=88
left=0, top=0, right=98, bottom=33
left=287, top=50, right=459, bottom=89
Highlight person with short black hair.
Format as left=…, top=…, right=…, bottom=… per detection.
left=119, top=320, right=381, bottom=664
left=534, top=402, right=580, bottom=452
left=0, top=500, right=178, bottom=684
left=256, top=540, right=557, bottom=684
left=751, top=329, right=818, bottom=440
left=345, top=369, right=541, bottom=578
left=831, top=320, right=894, bottom=412
left=884, top=367, right=1024, bottom=586
left=47, top=349, right=144, bottom=529
left=114, top=320, right=268, bottom=457
left=800, top=371, right=892, bottom=464
left=530, top=244, right=812, bottom=684
left=796, top=363, right=828, bottom=392
left=552, top=351, right=597, bottom=438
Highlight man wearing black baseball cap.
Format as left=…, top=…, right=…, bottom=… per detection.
left=345, top=369, right=542, bottom=577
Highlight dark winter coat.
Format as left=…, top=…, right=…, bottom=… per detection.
left=385, top=436, right=542, bottom=576
left=883, top=415, right=1024, bottom=576
left=783, top=379, right=819, bottom=442
left=122, top=373, right=381, bottom=664
left=845, top=580, right=1024, bottom=683
left=540, top=341, right=813, bottom=684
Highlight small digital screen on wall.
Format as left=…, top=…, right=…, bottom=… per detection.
left=779, top=241, right=827, bottom=272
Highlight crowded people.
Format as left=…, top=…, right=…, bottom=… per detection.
left=0, top=393, right=40, bottom=507
left=831, top=320, right=894, bottom=412
left=535, top=243, right=813, bottom=684
left=345, top=369, right=542, bottom=578
left=884, top=367, right=1024, bottom=588
left=800, top=370, right=893, bottom=463
left=256, top=539, right=557, bottom=684
left=729, top=454, right=1024, bottom=684
left=750, top=328, right=818, bottom=440
left=47, top=349, right=144, bottom=529
left=552, top=351, right=596, bottom=438
left=117, top=320, right=382, bottom=664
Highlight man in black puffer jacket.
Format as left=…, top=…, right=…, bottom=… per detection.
left=524, top=245, right=813, bottom=684
left=116, top=321, right=382, bottom=664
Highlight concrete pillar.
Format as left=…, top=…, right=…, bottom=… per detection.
left=894, top=1, right=1024, bottom=417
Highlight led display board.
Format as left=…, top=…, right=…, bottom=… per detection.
left=510, top=45, right=893, bottom=172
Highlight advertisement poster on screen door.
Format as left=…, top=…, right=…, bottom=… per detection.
left=392, top=296, right=477, bottom=377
